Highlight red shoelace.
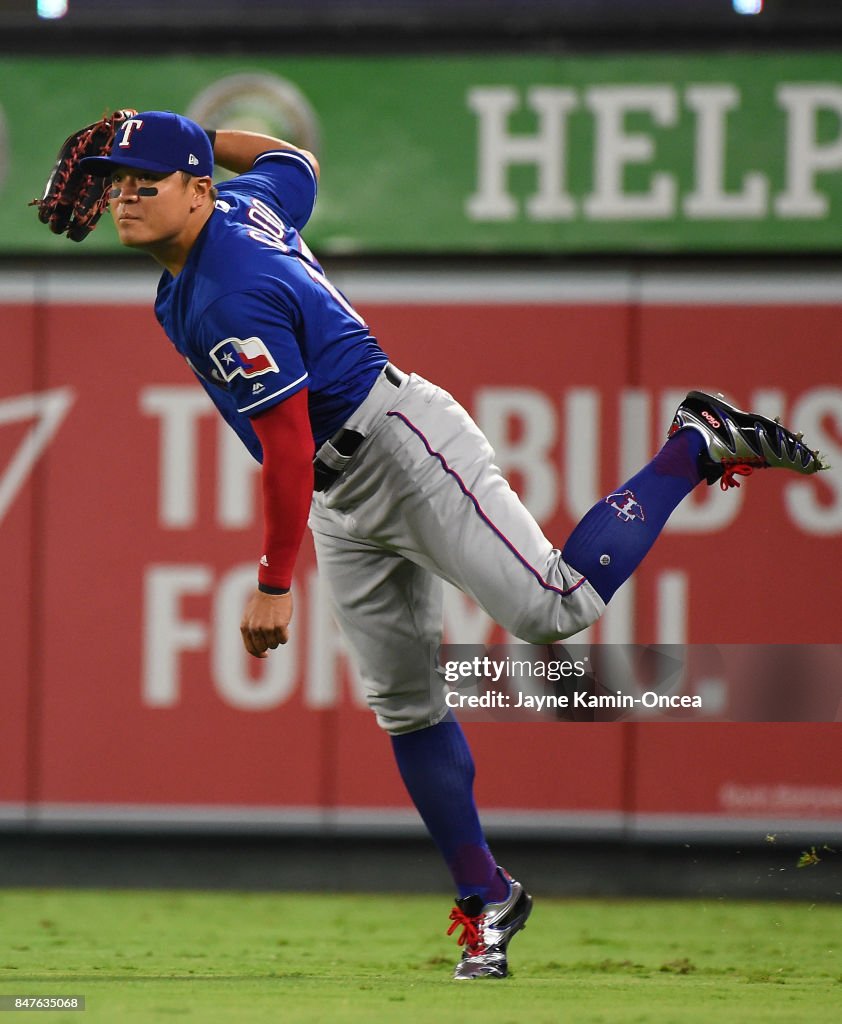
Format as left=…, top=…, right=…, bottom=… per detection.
left=719, top=458, right=767, bottom=490
left=447, top=907, right=486, bottom=955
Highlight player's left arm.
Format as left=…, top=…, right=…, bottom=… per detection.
left=210, top=130, right=320, bottom=181
left=239, top=388, right=315, bottom=659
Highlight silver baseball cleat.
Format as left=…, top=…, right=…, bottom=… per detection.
left=447, top=868, right=533, bottom=980
left=669, top=390, right=830, bottom=490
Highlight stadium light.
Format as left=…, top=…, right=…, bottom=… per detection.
left=37, top=0, right=68, bottom=18
left=733, top=0, right=763, bottom=14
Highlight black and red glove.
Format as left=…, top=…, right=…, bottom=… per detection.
left=31, top=108, right=137, bottom=242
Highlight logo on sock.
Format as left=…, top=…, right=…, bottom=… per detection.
left=606, top=489, right=646, bottom=523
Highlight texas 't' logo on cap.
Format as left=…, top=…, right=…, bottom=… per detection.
left=80, top=110, right=214, bottom=179
left=117, top=118, right=145, bottom=148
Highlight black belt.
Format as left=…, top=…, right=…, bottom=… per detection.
left=313, top=363, right=406, bottom=492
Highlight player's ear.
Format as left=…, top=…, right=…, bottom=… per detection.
left=190, top=176, right=214, bottom=210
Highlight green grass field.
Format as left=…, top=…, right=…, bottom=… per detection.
left=0, top=889, right=839, bottom=1023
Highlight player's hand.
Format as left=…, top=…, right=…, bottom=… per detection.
left=240, top=589, right=293, bottom=658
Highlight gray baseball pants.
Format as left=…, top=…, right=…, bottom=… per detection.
left=308, top=366, right=605, bottom=734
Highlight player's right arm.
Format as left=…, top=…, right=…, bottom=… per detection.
left=239, top=388, right=314, bottom=659
left=210, top=130, right=320, bottom=181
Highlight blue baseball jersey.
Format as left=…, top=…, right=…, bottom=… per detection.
left=154, top=150, right=387, bottom=460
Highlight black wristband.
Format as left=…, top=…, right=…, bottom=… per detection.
left=205, top=128, right=217, bottom=149
left=258, top=583, right=290, bottom=596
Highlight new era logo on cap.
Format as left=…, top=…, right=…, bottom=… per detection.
left=81, top=111, right=214, bottom=178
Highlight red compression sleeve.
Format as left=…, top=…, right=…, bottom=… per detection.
left=250, top=388, right=314, bottom=590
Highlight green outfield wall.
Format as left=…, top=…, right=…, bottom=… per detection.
left=4, top=52, right=842, bottom=254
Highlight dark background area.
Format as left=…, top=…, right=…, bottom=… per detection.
left=1, top=832, right=838, bottom=901
left=7, top=0, right=842, bottom=53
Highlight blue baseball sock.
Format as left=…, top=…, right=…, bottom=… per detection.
left=562, top=429, right=707, bottom=604
left=391, top=716, right=508, bottom=905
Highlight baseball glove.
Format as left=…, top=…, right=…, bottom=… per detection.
left=31, top=109, right=137, bottom=242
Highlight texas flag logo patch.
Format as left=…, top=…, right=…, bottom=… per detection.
left=210, top=336, right=279, bottom=381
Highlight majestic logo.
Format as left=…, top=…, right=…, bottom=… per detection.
left=605, top=489, right=646, bottom=523
left=210, top=337, right=279, bottom=381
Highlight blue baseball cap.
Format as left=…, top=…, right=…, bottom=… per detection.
left=81, top=111, right=214, bottom=178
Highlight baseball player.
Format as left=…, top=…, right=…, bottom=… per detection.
left=71, top=110, right=825, bottom=979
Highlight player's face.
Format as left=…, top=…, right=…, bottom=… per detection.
left=107, top=167, right=199, bottom=249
